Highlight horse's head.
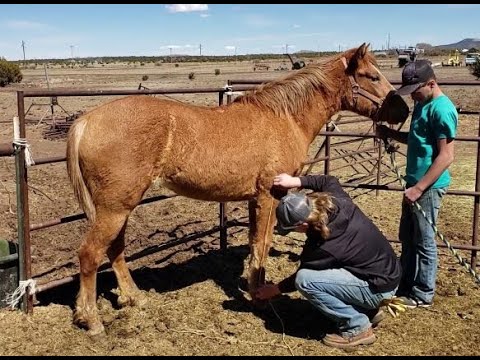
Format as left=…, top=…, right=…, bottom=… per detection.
left=342, top=43, right=408, bottom=124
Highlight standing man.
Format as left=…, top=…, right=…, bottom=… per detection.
left=376, top=59, right=457, bottom=308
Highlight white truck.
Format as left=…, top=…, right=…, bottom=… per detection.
left=396, top=46, right=417, bottom=67
left=465, top=53, right=480, bottom=66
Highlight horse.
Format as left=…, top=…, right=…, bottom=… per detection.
left=66, top=43, right=403, bottom=335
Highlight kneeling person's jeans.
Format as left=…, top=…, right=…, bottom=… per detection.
left=295, top=268, right=397, bottom=337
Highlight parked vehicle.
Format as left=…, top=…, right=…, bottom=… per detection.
left=395, top=46, right=417, bottom=67
left=442, top=49, right=461, bottom=67
left=465, top=53, right=480, bottom=66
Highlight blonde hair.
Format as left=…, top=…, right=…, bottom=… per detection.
left=306, top=193, right=337, bottom=238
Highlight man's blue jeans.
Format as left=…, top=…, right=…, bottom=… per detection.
left=295, top=268, right=397, bottom=336
left=398, top=187, right=447, bottom=303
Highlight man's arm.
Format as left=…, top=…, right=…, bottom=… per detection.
left=300, top=175, right=350, bottom=198
left=376, top=124, right=409, bottom=144
left=274, top=173, right=349, bottom=198
left=255, top=273, right=297, bottom=300
left=405, top=138, right=455, bottom=203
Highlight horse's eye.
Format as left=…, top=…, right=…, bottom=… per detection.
left=370, top=75, right=380, bottom=82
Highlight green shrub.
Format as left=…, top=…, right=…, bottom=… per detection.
left=188, top=72, right=195, bottom=80
left=214, top=69, right=221, bottom=75
left=0, top=58, right=23, bottom=87
left=142, top=75, right=149, bottom=81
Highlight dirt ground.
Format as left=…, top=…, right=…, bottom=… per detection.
left=1, top=55, right=480, bottom=356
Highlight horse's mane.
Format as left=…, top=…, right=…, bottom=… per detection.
left=233, top=53, right=342, bottom=118
left=234, top=49, right=377, bottom=119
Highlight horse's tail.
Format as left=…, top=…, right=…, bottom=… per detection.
left=66, top=117, right=96, bottom=222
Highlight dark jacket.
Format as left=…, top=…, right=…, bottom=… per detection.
left=278, top=175, right=401, bottom=293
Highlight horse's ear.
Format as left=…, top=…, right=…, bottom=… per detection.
left=356, top=43, right=368, bottom=59
left=348, top=43, right=368, bottom=72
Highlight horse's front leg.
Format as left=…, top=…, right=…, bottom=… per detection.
left=247, top=191, right=279, bottom=300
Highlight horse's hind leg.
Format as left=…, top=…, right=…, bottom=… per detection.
left=74, top=210, right=130, bottom=335
left=106, top=222, right=144, bottom=308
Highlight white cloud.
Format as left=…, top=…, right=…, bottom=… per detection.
left=293, top=24, right=301, bottom=29
left=165, top=4, right=208, bottom=13
left=5, top=20, right=50, bottom=30
left=225, top=46, right=236, bottom=51
left=200, top=13, right=210, bottom=18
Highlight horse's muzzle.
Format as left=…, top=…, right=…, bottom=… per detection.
left=375, top=90, right=410, bottom=124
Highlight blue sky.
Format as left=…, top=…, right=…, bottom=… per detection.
left=0, top=4, right=479, bottom=60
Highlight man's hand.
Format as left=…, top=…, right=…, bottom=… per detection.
left=273, top=173, right=302, bottom=189
left=255, top=284, right=281, bottom=301
left=404, top=185, right=423, bottom=204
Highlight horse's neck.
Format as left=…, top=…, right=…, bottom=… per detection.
left=299, top=85, right=345, bottom=143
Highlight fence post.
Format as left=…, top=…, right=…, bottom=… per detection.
left=14, top=92, right=33, bottom=313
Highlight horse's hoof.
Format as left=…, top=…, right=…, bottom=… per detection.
left=117, top=290, right=147, bottom=308
left=117, top=294, right=136, bottom=307
left=86, top=323, right=105, bottom=336
left=73, top=308, right=104, bottom=335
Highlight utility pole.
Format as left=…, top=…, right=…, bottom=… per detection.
left=169, top=47, right=173, bottom=63
left=387, top=33, right=391, bottom=50
left=70, top=45, right=75, bottom=59
left=21, top=40, right=26, bottom=64
left=285, top=44, right=289, bottom=54
left=199, top=44, right=202, bottom=56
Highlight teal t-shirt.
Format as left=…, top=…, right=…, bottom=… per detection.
left=405, top=95, right=458, bottom=188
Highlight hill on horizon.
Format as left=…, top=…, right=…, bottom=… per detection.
left=434, top=38, right=480, bottom=50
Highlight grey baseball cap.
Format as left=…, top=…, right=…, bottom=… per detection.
left=396, top=60, right=435, bottom=96
left=275, top=192, right=313, bottom=236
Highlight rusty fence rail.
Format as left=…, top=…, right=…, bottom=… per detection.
left=3, top=79, right=480, bottom=313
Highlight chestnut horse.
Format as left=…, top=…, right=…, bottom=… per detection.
left=66, top=43, right=398, bottom=334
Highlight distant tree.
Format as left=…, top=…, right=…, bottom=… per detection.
left=469, top=47, right=479, bottom=53
left=0, top=58, right=23, bottom=87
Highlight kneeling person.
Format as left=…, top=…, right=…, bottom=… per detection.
left=256, top=174, right=401, bottom=349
